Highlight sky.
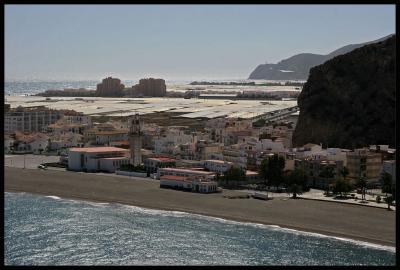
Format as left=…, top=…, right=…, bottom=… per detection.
left=5, top=5, right=396, bottom=81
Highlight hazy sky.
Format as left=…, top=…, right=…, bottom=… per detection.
left=5, top=5, right=395, bottom=81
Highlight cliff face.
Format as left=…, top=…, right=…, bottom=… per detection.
left=292, top=35, right=395, bottom=149
left=248, top=34, right=393, bottom=80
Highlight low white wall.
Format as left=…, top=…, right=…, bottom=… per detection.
left=116, top=170, right=147, bottom=178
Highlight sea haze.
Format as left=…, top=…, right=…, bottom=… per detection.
left=4, top=192, right=395, bottom=266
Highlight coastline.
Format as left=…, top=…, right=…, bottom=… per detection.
left=5, top=167, right=396, bottom=247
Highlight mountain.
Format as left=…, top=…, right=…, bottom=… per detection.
left=248, top=34, right=394, bottom=80
left=292, top=35, right=395, bottom=149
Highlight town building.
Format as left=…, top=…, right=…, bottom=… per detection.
left=202, top=159, right=233, bottom=174
left=49, top=133, right=84, bottom=152
left=5, top=105, right=64, bottom=133
left=369, top=145, right=396, bottom=161
left=13, top=132, right=50, bottom=154
left=195, top=140, right=224, bottom=160
left=293, top=143, right=323, bottom=159
left=205, top=118, right=253, bottom=145
left=222, top=144, right=247, bottom=169
left=346, top=148, right=382, bottom=182
left=155, top=129, right=194, bottom=156
left=159, top=175, right=218, bottom=193
left=125, top=78, right=166, bottom=97
left=294, top=158, right=344, bottom=189
left=68, top=146, right=130, bottom=173
left=157, top=167, right=216, bottom=181
left=144, top=157, right=176, bottom=174
left=94, top=130, right=129, bottom=145
left=96, top=77, right=125, bottom=97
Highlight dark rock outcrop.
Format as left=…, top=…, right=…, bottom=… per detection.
left=292, top=35, right=395, bottom=149
left=248, top=34, right=393, bottom=80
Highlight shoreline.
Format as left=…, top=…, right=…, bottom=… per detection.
left=5, top=167, right=396, bottom=248
left=5, top=189, right=396, bottom=251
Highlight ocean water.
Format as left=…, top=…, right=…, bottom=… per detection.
left=4, top=192, right=395, bottom=266
left=4, top=80, right=192, bottom=96
left=4, top=79, right=285, bottom=96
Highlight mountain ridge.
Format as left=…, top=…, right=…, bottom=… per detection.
left=248, top=34, right=394, bottom=80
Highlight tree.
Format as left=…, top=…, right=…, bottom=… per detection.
left=356, top=177, right=368, bottom=201
left=285, top=169, right=308, bottom=199
left=319, top=166, right=335, bottom=178
left=223, top=167, right=246, bottom=187
left=333, top=179, right=353, bottom=198
left=258, top=154, right=285, bottom=188
left=340, top=166, right=349, bottom=179
left=381, top=172, right=393, bottom=210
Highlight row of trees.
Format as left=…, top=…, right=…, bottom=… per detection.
left=219, top=154, right=395, bottom=209
left=258, top=154, right=308, bottom=198
left=327, top=172, right=395, bottom=210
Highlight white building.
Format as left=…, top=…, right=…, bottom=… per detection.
left=68, top=146, right=130, bottom=173
left=257, top=138, right=286, bottom=153
left=154, top=129, right=194, bottom=155
left=159, top=174, right=218, bottom=193
left=293, top=143, right=323, bottom=159
left=157, top=167, right=215, bottom=180
left=13, top=132, right=49, bottom=154
left=202, top=160, right=233, bottom=174
left=222, top=144, right=247, bottom=169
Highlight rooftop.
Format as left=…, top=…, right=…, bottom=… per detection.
left=147, top=157, right=176, bottom=162
left=160, top=175, right=189, bottom=182
left=159, top=167, right=215, bottom=175
left=204, top=159, right=233, bottom=165
left=69, top=146, right=129, bottom=153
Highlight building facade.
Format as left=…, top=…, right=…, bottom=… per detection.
left=294, top=158, right=344, bottom=189
left=68, top=146, right=130, bottom=173
left=96, top=77, right=125, bottom=97
left=5, top=106, right=64, bottom=133
left=346, top=149, right=382, bottom=181
left=144, top=157, right=176, bottom=174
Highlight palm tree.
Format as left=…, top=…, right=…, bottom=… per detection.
left=285, top=169, right=307, bottom=199
left=287, top=183, right=302, bottom=199
left=356, top=177, right=368, bottom=201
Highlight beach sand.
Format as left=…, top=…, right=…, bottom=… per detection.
left=5, top=167, right=396, bottom=247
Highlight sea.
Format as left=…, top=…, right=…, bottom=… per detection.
left=4, top=192, right=396, bottom=266
left=4, top=78, right=298, bottom=96
left=4, top=79, right=229, bottom=96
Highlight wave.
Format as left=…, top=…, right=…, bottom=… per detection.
left=45, top=195, right=62, bottom=200
left=115, top=203, right=396, bottom=253
left=5, top=192, right=395, bottom=253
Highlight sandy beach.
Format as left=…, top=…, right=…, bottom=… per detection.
left=4, top=167, right=396, bottom=247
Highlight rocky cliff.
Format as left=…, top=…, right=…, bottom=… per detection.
left=292, top=35, right=395, bottom=149
left=248, top=34, right=393, bottom=80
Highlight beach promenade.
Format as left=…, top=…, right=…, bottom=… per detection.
left=5, top=166, right=396, bottom=247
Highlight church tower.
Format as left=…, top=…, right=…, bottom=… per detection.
left=129, top=113, right=143, bottom=166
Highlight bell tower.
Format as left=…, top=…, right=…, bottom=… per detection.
left=129, top=113, right=143, bottom=166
